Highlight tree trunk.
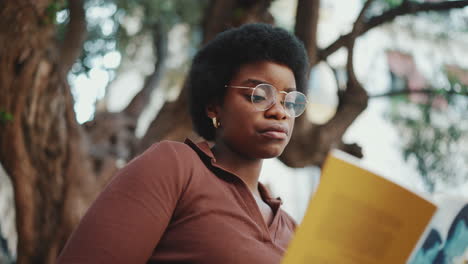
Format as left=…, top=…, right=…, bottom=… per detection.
left=295, top=0, right=320, bottom=65
left=0, top=2, right=98, bottom=263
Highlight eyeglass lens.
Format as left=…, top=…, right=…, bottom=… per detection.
left=251, top=84, right=307, bottom=117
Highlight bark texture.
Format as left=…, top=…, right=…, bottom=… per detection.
left=0, top=2, right=99, bottom=263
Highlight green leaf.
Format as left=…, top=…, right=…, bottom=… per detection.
left=0, top=110, right=14, bottom=123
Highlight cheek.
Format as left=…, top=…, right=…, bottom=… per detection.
left=289, top=118, right=295, bottom=134
left=219, top=107, right=261, bottom=145
left=222, top=111, right=256, bottom=136
left=221, top=98, right=256, bottom=127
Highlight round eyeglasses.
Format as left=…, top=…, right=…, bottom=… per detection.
left=225, top=83, right=308, bottom=117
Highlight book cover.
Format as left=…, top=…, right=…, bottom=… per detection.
left=282, top=150, right=438, bottom=264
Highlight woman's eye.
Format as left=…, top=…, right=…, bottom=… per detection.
left=252, top=95, right=266, bottom=103
left=284, top=101, right=296, bottom=109
left=244, top=95, right=254, bottom=101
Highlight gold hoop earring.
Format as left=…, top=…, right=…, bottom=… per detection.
left=212, top=117, right=221, bottom=128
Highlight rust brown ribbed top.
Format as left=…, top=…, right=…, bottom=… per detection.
left=57, top=139, right=296, bottom=264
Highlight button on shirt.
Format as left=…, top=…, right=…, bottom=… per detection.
left=58, top=139, right=297, bottom=264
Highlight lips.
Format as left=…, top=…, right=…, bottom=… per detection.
left=258, top=123, right=289, bottom=140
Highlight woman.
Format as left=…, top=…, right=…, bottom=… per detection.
left=58, top=23, right=309, bottom=264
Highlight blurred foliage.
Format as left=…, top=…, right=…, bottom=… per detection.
left=52, top=0, right=468, bottom=191
left=364, top=0, right=468, bottom=193
left=363, top=0, right=406, bottom=20
left=365, top=0, right=468, bottom=39
left=0, top=110, right=14, bottom=124
left=399, top=9, right=468, bottom=41
left=57, top=0, right=208, bottom=78
left=369, top=0, right=404, bottom=11
left=45, top=0, right=68, bottom=24
left=387, top=74, right=468, bottom=193
left=0, top=111, right=13, bottom=124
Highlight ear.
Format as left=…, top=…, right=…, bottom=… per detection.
left=205, top=102, right=220, bottom=119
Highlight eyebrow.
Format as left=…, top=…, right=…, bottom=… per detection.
left=241, top=78, right=297, bottom=92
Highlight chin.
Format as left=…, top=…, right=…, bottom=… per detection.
left=256, top=144, right=286, bottom=159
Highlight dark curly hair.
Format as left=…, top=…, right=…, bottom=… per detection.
left=188, top=23, right=309, bottom=140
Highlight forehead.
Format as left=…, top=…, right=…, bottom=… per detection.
left=230, top=61, right=296, bottom=90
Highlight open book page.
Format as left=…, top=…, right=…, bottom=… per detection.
left=282, top=150, right=438, bottom=264
left=408, top=195, right=468, bottom=264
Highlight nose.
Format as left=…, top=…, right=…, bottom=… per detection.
left=264, top=94, right=288, bottom=120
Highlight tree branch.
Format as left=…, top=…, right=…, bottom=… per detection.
left=231, top=0, right=275, bottom=26
left=58, top=0, right=86, bottom=75
left=202, top=0, right=275, bottom=45
left=346, top=0, right=375, bottom=88
left=355, top=0, right=375, bottom=27
left=294, top=0, right=320, bottom=65
left=370, top=89, right=468, bottom=98
left=123, top=23, right=168, bottom=118
left=318, top=0, right=468, bottom=63
left=201, top=0, right=238, bottom=45
left=279, top=1, right=374, bottom=167
left=321, top=0, right=372, bottom=141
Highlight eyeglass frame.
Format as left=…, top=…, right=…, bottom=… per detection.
left=224, top=83, right=308, bottom=117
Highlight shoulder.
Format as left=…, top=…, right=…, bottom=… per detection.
left=111, top=140, right=201, bottom=189
left=130, top=140, right=200, bottom=169
left=144, top=140, right=198, bottom=158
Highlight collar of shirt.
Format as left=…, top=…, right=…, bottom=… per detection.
left=184, top=138, right=283, bottom=208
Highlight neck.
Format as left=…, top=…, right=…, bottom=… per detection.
left=212, top=140, right=263, bottom=197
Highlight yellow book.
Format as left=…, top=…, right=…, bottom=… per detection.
left=282, top=149, right=438, bottom=264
